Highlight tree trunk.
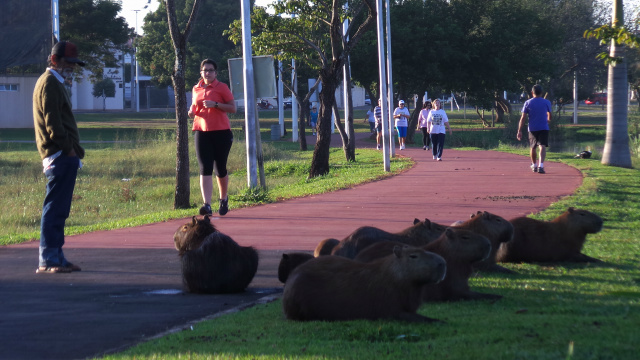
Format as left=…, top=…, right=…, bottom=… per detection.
left=342, top=61, right=356, bottom=162
left=332, top=101, right=352, bottom=161
left=309, top=68, right=339, bottom=177
left=165, top=0, right=201, bottom=208
left=298, top=101, right=308, bottom=151
left=602, top=0, right=632, bottom=168
left=172, top=62, right=190, bottom=209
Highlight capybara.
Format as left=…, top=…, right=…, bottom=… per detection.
left=314, top=238, right=339, bottom=257
left=496, top=207, right=604, bottom=263
left=278, top=252, right=314, bottom=283
left=174, top=216, right=259, bottom=294
left=174, top=215, right=217, bottom=256
left=355, top=228, right=502, bottom=302
left=283, top=246, right=447, bottom=322
left=330, top=218, right=447, bottom=259
left=452, top=211, right=515, bottom=274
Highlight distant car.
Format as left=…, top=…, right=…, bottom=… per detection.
left=364, top=97, right=371, bottom=105
left=283, top=97, right=292, bottom=109
left=585, top=93, right=607, bottom=105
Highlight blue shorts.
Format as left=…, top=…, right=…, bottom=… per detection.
left=396, top=126, right=408, bottom=138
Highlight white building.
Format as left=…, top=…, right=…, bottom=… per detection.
left=0, top=52, right=155, bottom=128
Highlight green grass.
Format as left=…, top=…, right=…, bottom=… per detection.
left=0, top=110, right=409, bottom=246
left=4, top=110, right=639, bottom=359
left=95, top=151, right=640, bottom=360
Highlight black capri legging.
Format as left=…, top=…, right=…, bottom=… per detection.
left=194, top=129, right=233, bottom=177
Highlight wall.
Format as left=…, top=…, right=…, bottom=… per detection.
left=0, top=75, right=39, bottom=128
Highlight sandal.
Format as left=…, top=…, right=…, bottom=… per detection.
left=36, top=266, right=72, bottom=274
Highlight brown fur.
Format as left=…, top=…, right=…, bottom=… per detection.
left=278, top=252, right=314, bottom=283
left=497, top=207, right=604, bottom=263
left=355, top=228, right=502, bottom=302
left=174, top=215, right=217, bottom=256
left=330, top=218, right=447, bottom=259
left=283, top=246, right=447, bottom=322
left=453, top=211, right=515, bottom=273
left=174, top=216, right=259, bottom=294
left=314, top=238, right=339, bottom=257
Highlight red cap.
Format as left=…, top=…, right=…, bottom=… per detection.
left=51, top=41, right=85, bottom=66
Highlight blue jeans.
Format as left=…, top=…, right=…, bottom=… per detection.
left=39, top=154, right=79, bottom=267
left=431, top=133, right=446, bottom=159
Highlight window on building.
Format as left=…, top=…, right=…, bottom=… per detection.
left=0, top=84, right=19, bottom=91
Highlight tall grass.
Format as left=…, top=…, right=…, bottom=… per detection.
left=0, top=127, right=410, bottom=245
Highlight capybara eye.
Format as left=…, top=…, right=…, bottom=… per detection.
left=409, top=254, right=418, bottom=259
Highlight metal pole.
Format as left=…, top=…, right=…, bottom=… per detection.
left=343, top=1, right=351, bottom=138
left=52, top=0, right=60, bottom=41
left=376, top=0, right=390, bottom=171
left=241, top=0, right=258, bottom=188
left=573, top=66, right=578, bottom=124
left=291, top=59, right=298, bottom=142
left=385, top=0, right=395, bottom=157
left=134, top=10, right=140, bottom=113
left=278, top=59, right=284, bottom=136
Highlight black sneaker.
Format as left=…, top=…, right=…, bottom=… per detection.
left=538, top=167, right=546, bottom=174
left=199, top=203, right=212, bottom=215
left=218, top=198, right=229, bottom=216
left=531, top=164, right=538, bottom=173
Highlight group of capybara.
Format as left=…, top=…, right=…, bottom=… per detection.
left=172, top=207, right=604, bottom=322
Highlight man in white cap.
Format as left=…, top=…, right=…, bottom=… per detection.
left=393, top=100, right=410, bottom=150
left=32, top=41, right=86, bottom=273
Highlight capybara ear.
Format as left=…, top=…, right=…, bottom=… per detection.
left=445, top=227, right=454, bottom=238
left=393, top=245, right=403, bottom=258
left=203, top=215, right=211, bottom=223
left=191, top=216, right=197, bottom=225
left=282, top=253, right=289, bottom=260
left=414, top=218, right=420, bottom=225
left=423, top=218, right=431, bottom=227
left=568, top=207, right=575, bottom=213
left=469, top=213, right=475, bottom=219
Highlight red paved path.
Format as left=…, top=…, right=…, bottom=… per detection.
left=0, top=133, right=583, bottom=359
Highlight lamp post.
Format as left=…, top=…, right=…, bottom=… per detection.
left=134, top=9, right=140, bottom=113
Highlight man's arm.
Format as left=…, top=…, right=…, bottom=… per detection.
left=516, top=113, right=527, bottom=141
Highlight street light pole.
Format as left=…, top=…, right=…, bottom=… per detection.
left=134, top=9, right=140, bottom=113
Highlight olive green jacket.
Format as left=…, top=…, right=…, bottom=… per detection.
left=32, top=70, right=85, bottom=160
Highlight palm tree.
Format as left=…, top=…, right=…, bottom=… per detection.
left=602, top=0, right=632, bottom=168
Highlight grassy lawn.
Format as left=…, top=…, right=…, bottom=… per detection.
left=97, top=140, right=640, bottom=360
left=0, top=109, right=407, bottom=246
left=2, top=110, right=639, bottom=359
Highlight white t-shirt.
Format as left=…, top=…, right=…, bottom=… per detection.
left=427, top=109, right=449, bottom=134
left=394, top=107, right=410, bottom=127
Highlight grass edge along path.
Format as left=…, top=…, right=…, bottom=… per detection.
left=98, top=153, right=640, bottom=360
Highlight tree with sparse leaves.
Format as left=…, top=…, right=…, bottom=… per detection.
left=164, top=0, right=202, bottom=209
left=137, top=0, right=242, bottom=89
left=91, top=78, right=115, bottom=111
left=228, top=0, right=376, bottom=177
left=60, top=0, right=132, bottom=82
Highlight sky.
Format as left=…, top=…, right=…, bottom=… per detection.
left=118, top=0, right=159, bottom=35
left=118, top=0, right=274, bottom=35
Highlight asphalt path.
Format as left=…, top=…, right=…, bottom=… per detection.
left=0, top=133, right=583, bottom=359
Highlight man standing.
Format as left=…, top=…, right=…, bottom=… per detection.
left=517, top=84, right=552, bottom=174
left=374, top=99, right=383, bottom=150
left=33, top=41, right=86, bottom=273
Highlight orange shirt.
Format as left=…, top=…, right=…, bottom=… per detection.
left=190, top=79, right=234, bottom=131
